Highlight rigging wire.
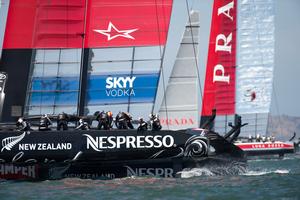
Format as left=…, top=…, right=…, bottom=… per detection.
left=268, top=3, right=284, bottom=137
left=272, top=84, right=284, bottom=136
left=185, top=0, right=203, bottom=128
left=154, top=0, right=170, bottom=130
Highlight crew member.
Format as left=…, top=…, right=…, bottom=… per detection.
left=256, top=134, right=261, bottom=142
left=115, top=111, right=126, bottom=129
left=39, top=114, right=52, bottom=131
left=96, top=111, right=108, bottom=130
left=123, top=112, right=134, bottom=129
left=16, top=117, right=32, bottom=131
left=115, top=112, right=133, bottom=129
left=57, top=112, right=69, bottom=131
left=106, top=111, right=113, bottom=129
left=248, top=134, right=253, bottom=142
left=75, top=119, right=90, bottom=130
left=137, top=117, right=148, bottom=131
left=149, top=113, right=162, bottom=131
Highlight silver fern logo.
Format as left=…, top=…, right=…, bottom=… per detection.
left=1, top=132, right=26, bottom=152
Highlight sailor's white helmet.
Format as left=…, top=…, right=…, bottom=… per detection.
left=17, top=117, right=23, bottom=123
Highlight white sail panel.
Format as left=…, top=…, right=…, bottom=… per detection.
left=236, top=0, right=274, bottom=114
left=0, top=0, right=10, bottom=59
left=159, top=11, right=200, bottom=130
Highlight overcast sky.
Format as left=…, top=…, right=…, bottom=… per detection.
left=270, top=0, right=300, bottom=117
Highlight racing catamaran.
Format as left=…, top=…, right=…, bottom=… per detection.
left=0, top=112, right=246, bottom=180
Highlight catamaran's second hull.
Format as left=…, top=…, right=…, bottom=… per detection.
left=235, top=141, right=295, bottom=157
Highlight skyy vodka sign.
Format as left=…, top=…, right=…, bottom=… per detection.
left=87, top=74, right=158, bottom=104
left=105, top=76, right=136, bottom=97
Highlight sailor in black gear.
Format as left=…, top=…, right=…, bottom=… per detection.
left=123, top=112, right=134, bottom=129
left=57, top=112, right=69, bottom=131
left=75, top=119, right=90, bottom=130
left=149, top=113, right=162, bottom=131
left=39, top=114, right=52, bottom=131
left=16, top=117, right=32, bottom=131
left=106, top=111, right=113, bottom=129
left=95, top=111, right=108, bottom=130
left=137, top=117, right=148, bottom=131
left=115, top=112, right=134, bottom=129
left=115, top=111, right=126, bottom=129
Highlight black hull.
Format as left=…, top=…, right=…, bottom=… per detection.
left=0, top=129, right=246, bottom=180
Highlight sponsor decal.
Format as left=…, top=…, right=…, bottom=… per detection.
left=94, top=21, right=138, bottom=41
left=160, top=118, right=195, bottom=126
left=125, top=165, right=174, bottom=178
left=237, top=143, right=294, bottom=150
left=242, top=87, right=267, bottom=104
left=1, top=132, right=26, bottom=152
left=105, top=76, right=136, bottom=97
left=64, top=173, right=115, bottom=179
left=243, top=87, right=257, bottom=102
left=202, top=0, right=237, bottom=115
left=18, top=143, right=72, bottom=151
left=84, top=134, right=175, bottom=152
left=212, top=1, right=235, bottom=84
left=0, top=164, right=36, bottom=179
left=184, top=135, right=208, bottom=157
left=1, top=132, right=72, bottom=152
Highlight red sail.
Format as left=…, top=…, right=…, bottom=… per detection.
left=3, top=0, right=172, bottom=49
left=3, top=0, right=86, bottom=49
left=85, top=0, right=172, bottom=47
left=201, top=0, right=237, bottom=116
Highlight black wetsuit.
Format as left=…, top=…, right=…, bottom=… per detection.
left=137, top=120, right=148, bottom=131
left=75, top=121, right=90, bottom=130
left=115, top=112, right=133, bottom=129
left=96, top=112, right=109, bottom=130
left=39, top=116, right=52, bottom=131
left=150, top=116, right=162, bottom=131
left=17, top=121, right=32, bottom=131
left=57, top=113, right=69, bottom=131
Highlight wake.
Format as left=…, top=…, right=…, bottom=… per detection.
left=178, top=162, right=247, bottom=178
left=243, top=169, right=290, bottom=176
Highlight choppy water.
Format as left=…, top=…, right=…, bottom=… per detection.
left=1, top=154, right=299, bottom=200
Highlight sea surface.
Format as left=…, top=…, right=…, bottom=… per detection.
left=0, top=153, right=299, bottom=200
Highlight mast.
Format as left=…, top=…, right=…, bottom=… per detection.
left=78, top=0, right=89, bottom=116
